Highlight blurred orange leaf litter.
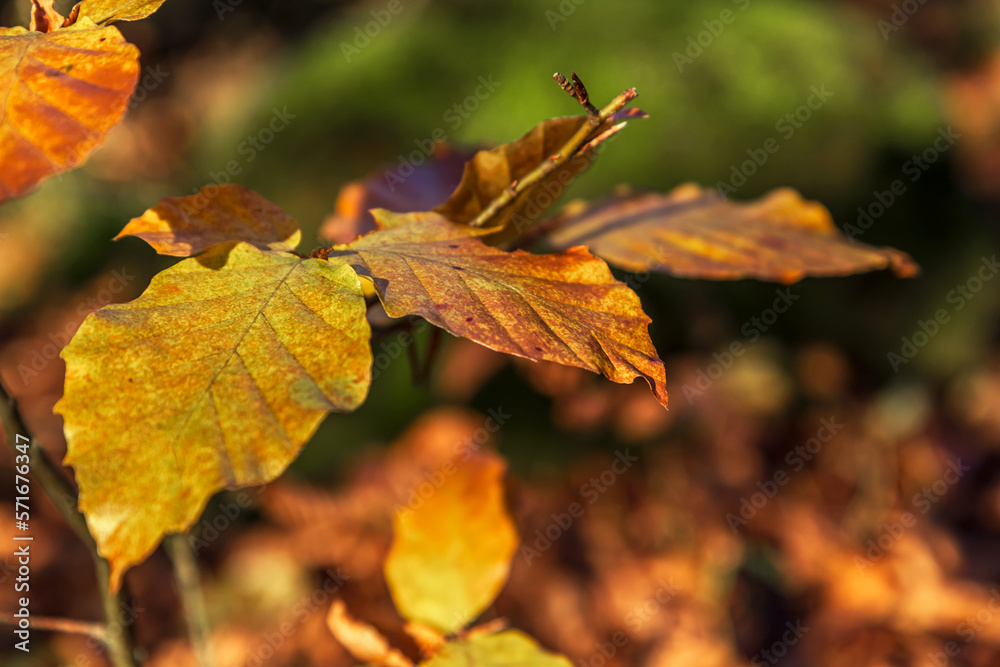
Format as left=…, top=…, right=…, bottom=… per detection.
left=328, top=432, right=575, bottom=666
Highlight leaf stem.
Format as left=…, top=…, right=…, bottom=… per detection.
left=165, top=534, right=214, bottom=667
left=0, top=380, right=138, bottom=667
left=467, top=75, right=637, bottom=228
left=419, top=326, right=442, bottom=383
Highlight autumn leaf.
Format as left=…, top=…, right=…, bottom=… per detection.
left=55, top=241, right=372, bottom=590
left=0, top=19, right=139, bottom=203
left=319, top=146, right=475, bottom=244
left=71, top=0, right=170, bottom=24
left=418, top=631, right=573, bottom=667
left=29, top=0, right=67, bottom=32
left=115, top=184, right=302, bottom=256
left=333, top=210, right=668, bottom=408
left=327, top=599, right=415, bottom=667
left=433, top=111, right=644, bottom=233
left=384, top=444, right=518, bottom=634
left=545, top=184, right=919, bottom=283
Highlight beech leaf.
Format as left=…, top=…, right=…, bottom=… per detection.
left=384, top=444, right=518, bottom=633
left=334, top=210, right=668, bottom=408
left=326, top=599, right=414, bottom=667
left=418, top=631, right=573, bottom=667
left=71, top=0, right=169, bottom=24
left=546, top=184, right=920, bottom=283
left=115, top=184, right=302, bottom=256
left=434, top=112, right=643, bottom=232
left=29, top=0, right=66, bottom=33
left=55, top=242, right=372, bottom=590
left=0, top=20, right=139, bottom=203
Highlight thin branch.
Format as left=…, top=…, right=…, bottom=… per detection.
left=418, top=326, right=443, bottom=384
left=165, top=534, right=213, bottom=667
left=553, top=72, right=599, bottom=118
left=468, top=75, right=637, bottom=228
left=0, top=380, right=137, bottom=667
left=405, top=324, right=421, bottom=384
left=1, top=389, right=87, bottom=545
left=0, top=613, right=105, bottom=641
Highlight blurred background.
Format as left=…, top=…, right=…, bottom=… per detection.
left=1, top=0, right=1000, bottom=665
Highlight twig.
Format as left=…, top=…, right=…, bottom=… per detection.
left=468, top=74, right=637, bottom=228
left=418, top=326, right=443, bottom=384
left=0, top=613, right=105, bottom=641
left=405, top=324, right=421, bottom=384
left=553, top=72, right=599, bottom=118
left=165, top=534, right=214, bottom=667
left=0, top=380, right=137, bottom=667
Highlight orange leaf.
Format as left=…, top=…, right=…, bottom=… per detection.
left=115, top=184, right=302, bottom=256
left=546, top=184, right=919, bottom=283
left=334, top=210, right=668, bottom=408
left=327, top=599, right=414, bottom=667
left=71, top=0, right=170, bottom=25
left=384, top=443, right=518, bottom=633
left=29, top=0, right=66, bottom=33
left=0, top=19, right=139, bottom=203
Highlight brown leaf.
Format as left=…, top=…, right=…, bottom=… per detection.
left=434, top=112, right=643, bottom=233
left=334, top=210, right=668, bottom=408
left=0, top=20, right=139, bottom=203
left=545, top=184, right=919, bottom=283
left=114, top=184, right=302, bottom=256
left=319, top=145, right=475, bottom=244
left=327, top=599, right=414, bottom=667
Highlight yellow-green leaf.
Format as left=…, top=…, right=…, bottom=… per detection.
left=384, top=445, right=518, bottom=633
left=0, top=19, right=139, bottom=203
left=546, top=184, right=920, bottom=283
left=71, top=0, right=169, bottom=24
left=335, top=210, right=668, bottom=408
left=418, top=631, right=573, bottom=667
left=115, top=184, right=302, bottom=256
left=55, top=242, right=372, bottom=590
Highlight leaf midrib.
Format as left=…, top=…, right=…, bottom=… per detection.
left=164, top=258, right=301, bottom=470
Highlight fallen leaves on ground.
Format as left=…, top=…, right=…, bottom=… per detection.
left=316, top=407, right=566, bottom=666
